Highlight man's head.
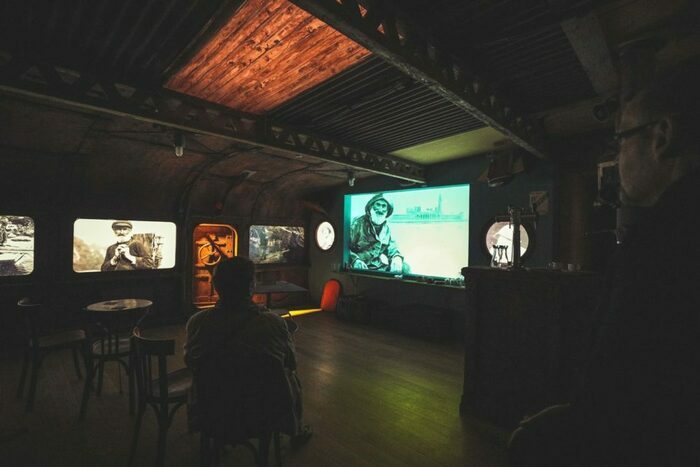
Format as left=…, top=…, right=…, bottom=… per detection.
left=213, top=256, right=255, bottom=302
left=616, top=57, right=700, bottom=206
left=111, top=221, right=133, bottom=243
left=365, top=193, right=394, bottom=226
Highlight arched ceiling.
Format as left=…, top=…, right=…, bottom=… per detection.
left=0, top=0, right=697, bottom=187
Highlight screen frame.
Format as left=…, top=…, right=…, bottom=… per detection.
left=71, top=217, right=179, bottom=274
left=0, top=213, right=36, bottom=278
left=343, top=183, right=470, bottom=280
left=247, top=224, right=307, bottom=266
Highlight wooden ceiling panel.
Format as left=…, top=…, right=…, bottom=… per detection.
left=165, top=0, right=371, bottom=114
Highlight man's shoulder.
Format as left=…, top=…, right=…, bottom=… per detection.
left=186, top=307, right=215, bottom=331
left=350, top=215, right=368, bottom=226
left=253, top=309, right=286, bottom=325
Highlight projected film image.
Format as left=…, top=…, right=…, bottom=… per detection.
left=344, top=185, right=470, bottom=279
left=73, top=219, right=176, bottom=272
left=0, top=215, right=34, bottom=276
left=249, top=225, right=305, bottom=264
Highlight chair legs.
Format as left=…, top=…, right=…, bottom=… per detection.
left=71, top=346, right=83, bottom=379
left=127, top=403, right=146, bottom=467
left=128, top=355, right=136, bottom=414
left=96, top=359, right=105, bottom=396
left=79, top=353, right=134, bottom=421
left=274, top=432, right=282, bottom=467
left=79, top=357, right=95, bottom=421
left=16, top=348, right=29, bottom=398
left=155, top=418, right=169, bottom=467
left=257, top=432, right=272, bottom=467
left=25, top=357, right=42, bottom=412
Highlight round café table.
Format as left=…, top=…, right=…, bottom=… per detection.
left=80, top=299, right=153, bottom=418
left=86, top=298, right=153, bottom=314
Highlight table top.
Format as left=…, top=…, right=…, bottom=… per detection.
left=254, top=281, right=308, bottom=294
left=86, top=298, right=153, bottom=313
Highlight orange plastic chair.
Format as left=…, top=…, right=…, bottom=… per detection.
left=319, top=279, right=342, bottom=312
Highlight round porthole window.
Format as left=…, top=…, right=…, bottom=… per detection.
left=483, top=221, right=531, bottom=266
left=314, top=221, right=335, bottom=251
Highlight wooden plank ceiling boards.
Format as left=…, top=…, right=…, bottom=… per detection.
left=165, top=0, right=372, bottom=114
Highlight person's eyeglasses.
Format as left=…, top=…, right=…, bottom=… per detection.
left=609, top=120, right=659, bottom=156
left=613, top=120, right=659, bottom=145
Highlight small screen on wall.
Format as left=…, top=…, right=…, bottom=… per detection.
left=249, top=225, right=305, bottom=264
left=0, top=215, right=34, bottom=276
left=73, top=219, right=176, bottom=272
left=344, top=184, right=470, bottom=280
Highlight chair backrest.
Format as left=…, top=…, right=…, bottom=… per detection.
left=320, top=279, right=342, bottom=312
left=195, top=342, right=295, bottom=442
left=131, top=328, right=175, bottom=403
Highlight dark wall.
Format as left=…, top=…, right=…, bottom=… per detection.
left=0, top=100, right=313, bottom=350
left=307, top=153, right=556, bottom=338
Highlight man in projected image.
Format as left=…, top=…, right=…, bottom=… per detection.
left=349, top=193, right=408, bottom=273
left=101, top=220, right=154, bottom=271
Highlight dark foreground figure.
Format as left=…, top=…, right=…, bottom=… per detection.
left=509, top=55, right=700, bottom=466
left=184, top=256, right=312, bottom=447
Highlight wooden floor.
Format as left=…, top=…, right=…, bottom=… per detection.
left=0, top=312, right=508, bottom=467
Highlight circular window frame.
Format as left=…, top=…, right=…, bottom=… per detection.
left=314, top=220, right=336, bottom=252
left=480, top=218, right=535, bottom=264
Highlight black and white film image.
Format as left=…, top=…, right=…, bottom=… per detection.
left=73, top=219, right=176, bottom=273
left=249, top=225, right=305, bottom=264
left=0, top=215, right=34, bottom=276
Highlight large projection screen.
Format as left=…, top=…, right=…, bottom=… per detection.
left=344, top=184, right=469, bottom=280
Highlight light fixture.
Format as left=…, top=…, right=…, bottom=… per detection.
left=347, top=171, right=356, bottom=187
left=174, top=131, right=185, bottom=157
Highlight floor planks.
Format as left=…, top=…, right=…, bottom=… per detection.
left=0, top=312, right=508, bottom=466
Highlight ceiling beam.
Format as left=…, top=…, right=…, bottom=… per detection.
left=289, top=0, right=548, bottom=158
left=0, top=52, right=425, bottom=183
left=550, top=0, right=618, bottom=95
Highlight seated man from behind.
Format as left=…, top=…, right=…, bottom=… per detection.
left=184, top=256, right=311, bottom=446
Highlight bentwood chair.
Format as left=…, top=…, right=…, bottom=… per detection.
left=196, top=343, right=295, bottom=467
left=128, top=328, right=192, bottom=467
left=16, top=297, right=87, bottom=412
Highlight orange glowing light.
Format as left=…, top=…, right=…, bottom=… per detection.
left=166, top=0, right=372, bottom=114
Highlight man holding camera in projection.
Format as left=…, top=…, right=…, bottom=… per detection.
left=101, top=220, right=154, bottom=271
left=349, top=193, right=409, bottom=274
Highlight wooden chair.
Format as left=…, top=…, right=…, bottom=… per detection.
left=79, top=304, right=150, bottom=420
left=16, top=297, right=86, bottom=412
left=196, top=343, right=296, bottom=467
left=128, top=328, right=192, bottom=467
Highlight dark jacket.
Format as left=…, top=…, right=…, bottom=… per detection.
left=573, top=172, right=700, bottom=465
left=100, top=240, right=153, bottom=271
left=185, top=300, right=302, bottom=435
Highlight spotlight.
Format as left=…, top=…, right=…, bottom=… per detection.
left=347, top=171, right=356, bottom=187
left=174, top=131, right=185, bottom=157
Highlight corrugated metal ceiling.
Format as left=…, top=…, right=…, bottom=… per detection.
left=0, top=0, right=237, bottom=85
left=269, top=56, right=487, bottom=154
left=399, top=0, right=597, bottom=112
left=0, top=0, right=603, bottom=157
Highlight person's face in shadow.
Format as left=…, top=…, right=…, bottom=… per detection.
left=616, top=91, right=677, bottom=207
